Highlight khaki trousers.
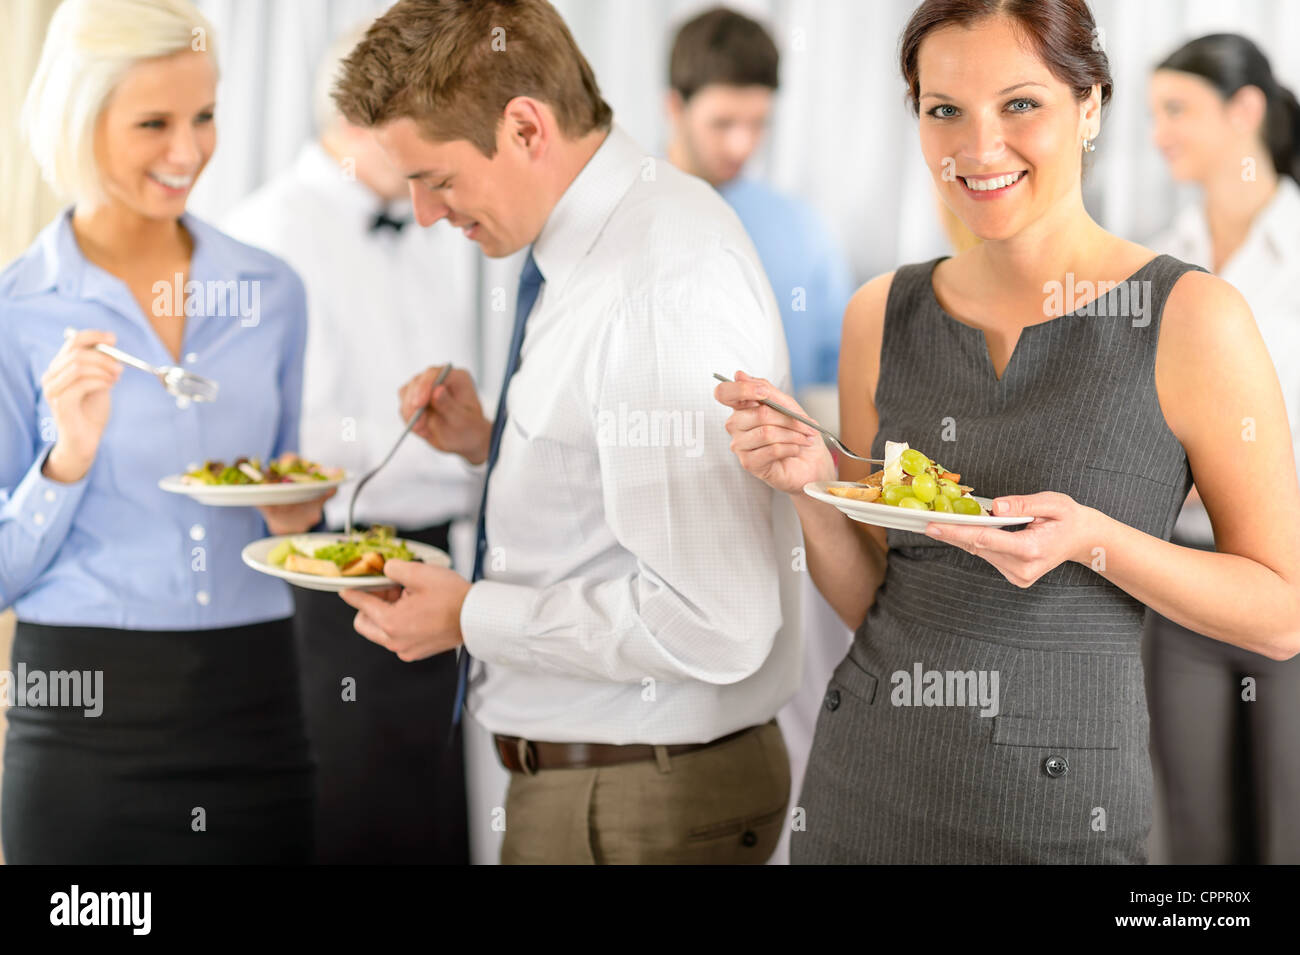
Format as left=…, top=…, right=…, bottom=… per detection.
left=500, top=720, right=790, bottom=864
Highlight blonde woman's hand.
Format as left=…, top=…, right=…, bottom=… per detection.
left=40, top=329, right=123, bottom=483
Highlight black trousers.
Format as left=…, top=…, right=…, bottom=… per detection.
left=291, top=522, right=469, bottom=864
left=2, top=618, right=313, bottom=864
left=1144, top=607, right=1300, bottom=863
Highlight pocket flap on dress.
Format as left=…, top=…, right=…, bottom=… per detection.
left=992, top=714, right=1120, bottom=750
left=830, top=653, right=878, bottom=705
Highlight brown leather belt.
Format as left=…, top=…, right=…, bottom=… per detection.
left=494, top=720, right=771, bottom=775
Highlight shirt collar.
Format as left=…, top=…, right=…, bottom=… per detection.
left=7, top=207, right=276, bottom=328
left=5, top=211, right=68, bottom=299
left=1172, top=175, right=1300, bottom=269
left=1253, top=175, right=1300, bottom=265
left=531, top=124, right=644, bottom=295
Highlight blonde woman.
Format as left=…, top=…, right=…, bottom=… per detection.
left=0, top=0, right=322, bottom=863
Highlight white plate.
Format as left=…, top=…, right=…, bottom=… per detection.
left=804, top=482, right=1033, bottom=533
left=241, top=532, right=452, bottom=592
left=159, top=474, right=347, bottom=506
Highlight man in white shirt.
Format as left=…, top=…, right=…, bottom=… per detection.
left=334, top=0, right=802, bottom=864
left=222, top=25, right=482, bottom=863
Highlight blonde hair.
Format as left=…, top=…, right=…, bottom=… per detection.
left=21, top=0, right=219, bottom=208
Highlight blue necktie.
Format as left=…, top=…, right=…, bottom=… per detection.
left=452, top=251, right=544, bottom=725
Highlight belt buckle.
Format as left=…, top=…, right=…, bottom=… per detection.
left=516, top=737, right=539, bottom=776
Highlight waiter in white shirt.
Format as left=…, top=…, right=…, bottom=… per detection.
left=223, top=24, right=481, bottom=864
left=332, top=0, right=801, bottom=864
left=1145, top=33, right=1300, bottom=863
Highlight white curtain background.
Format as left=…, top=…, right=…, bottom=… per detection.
left=176, top=0, right=1300, bottom=867
left=191, top=0, right=1300, bottom=279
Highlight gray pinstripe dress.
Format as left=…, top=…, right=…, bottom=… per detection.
left=792, top=254, right=1204, bottom=864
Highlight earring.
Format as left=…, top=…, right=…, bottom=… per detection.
left=1082, top=137, right=1096, bottom=152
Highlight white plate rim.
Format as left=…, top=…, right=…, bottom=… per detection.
left=804, top=481, right=1033, bottom=528
left=159, top=473, right=347, bottom=505
left=241, top=532, right=451, bottom=591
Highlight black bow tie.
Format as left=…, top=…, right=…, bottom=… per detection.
left=370, top=209, right=411, bottom=234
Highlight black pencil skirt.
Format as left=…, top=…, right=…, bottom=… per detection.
left=1, top=617, right=313, bottom=864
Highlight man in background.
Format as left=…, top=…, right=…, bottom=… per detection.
left=223, top=25, right=482, bottom=863
left=664, top=6, right=855, bottom=866
left=666, top=6, right=853, bottom=395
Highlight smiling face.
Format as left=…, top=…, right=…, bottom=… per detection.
left=93, top=49, right=216, bottom=218
left=374, top=112, right=554, bottom=258
left=916, top=16, right=1099, bottom=242
left=1149, top=69, right=1249, bottom=184
left=668, top=84, right=773, bottom=186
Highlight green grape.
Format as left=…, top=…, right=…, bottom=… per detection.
left=900, top=448, right=929, bottom=477
left=911, top=472, right=937, bottom=503
left=952, top=496, right=982, bottom=516
left=938, top=478, right=962, bottom=500
left=898, top=496, right=928, bottom=510
left=882, top=483, right=914, bottom=506
left=931, top=493, right=953, bottom=513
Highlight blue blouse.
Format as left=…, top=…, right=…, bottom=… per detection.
left=0, top=209, right=307, bottom=630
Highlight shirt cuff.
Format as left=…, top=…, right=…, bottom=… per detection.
left=460, top=579, right=537, bottom=668
left=5, top=446, right=90, bottom=542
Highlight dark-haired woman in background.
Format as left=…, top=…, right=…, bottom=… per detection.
left=1145, top=33, right=1300, bottom=864
left=716, top=0, right=1300, bottom=863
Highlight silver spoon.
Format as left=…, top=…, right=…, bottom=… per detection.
left=712, top=372, right=884, bottom=465
left=63, top=328, right=219, bottom=402
left=345, top=363, right=453, bottom=536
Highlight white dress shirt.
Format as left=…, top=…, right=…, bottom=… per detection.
left=223, top=142, right=482, bottom=529
left=1148, top=175, right=1300, bottom=545
left=460, top=124, right=803, bottom=745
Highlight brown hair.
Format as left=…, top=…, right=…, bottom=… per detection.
left=333, top=0, right=612, bottom=156
left=1159, top=33, right=1300, bottom=183
left=669, top=7, right=779, bottom=102
left=899, top=0, right=1112, bottom=116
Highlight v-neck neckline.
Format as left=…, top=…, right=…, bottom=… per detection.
left=67, top=211, right=200, bottom=366
left=924, top=254, right=1165, bottom=384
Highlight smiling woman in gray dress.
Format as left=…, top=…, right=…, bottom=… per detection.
left=715, top=0, right=1300, bottom=864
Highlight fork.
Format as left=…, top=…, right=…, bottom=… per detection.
left=63, top=328, right=219, bottom=402
left=344, top=363, right=453, bottom=535
left=712, top=372, right=884, bottom=465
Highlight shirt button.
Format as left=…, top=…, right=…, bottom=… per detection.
left=32, top=512, right=46, bottom=526
left=43, top=489, right=56, bottom=503
left=196, top=590, right=210, bottom=606
left=741, top=830, right=758, bottom=848
left=1044, top=755, right=1069, bottom=778
left=823, top=689, right=841, bottom=711
left=185, top=352, right=198, bottom=365
left=175, top=395, right=191, bottom=410
left=189, top=524, right=206, bottom=541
